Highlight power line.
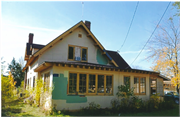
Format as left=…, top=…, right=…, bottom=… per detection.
left=130, top=2, right=171, bottom=66
left=118, top=1, right=139, bottom=52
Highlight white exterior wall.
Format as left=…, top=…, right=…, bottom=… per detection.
left=52, top=66, right=151, bottom=110
left=26, top=60, right=38, bottom=88
left=40, top=67, right=53, bottom=87
left=37, top=27, right=109, bottom=65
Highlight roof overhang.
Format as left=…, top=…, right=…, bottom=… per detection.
left=22, top=55, right=38, bottom=72
left=34, top=61, right=162, bottom=76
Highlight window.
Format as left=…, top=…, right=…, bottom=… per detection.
left=68, top=73, right=113, bottom=95
left=106, top=76, right=113, bottom=94
left=88, top=74, right=96, bottom=93
left=78, top=34, right=82, bottom=38
left=150, top=78, right=157, bottom=95
left=27, top=79, right=29, bottom=87
left=79, top=74, right=86, bottom=93
left=69, top=73, right=77, bottom=93
left=82, top=48, right=87, bottom=61
left=68, top=46, right=74, bottom=59
left=68, top=45, right=87, bottom=61
left=30, top=78, right=31, bottom=87
left=33, top=76, right=35, bottom=87
left=98, top=75, right=104, bottom=93
left=133, top=77, right=146, bottom=95
left=124, top=76, right=130, bottom=89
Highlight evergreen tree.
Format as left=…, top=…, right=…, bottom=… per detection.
left=8, top=57, right=25, bottom=87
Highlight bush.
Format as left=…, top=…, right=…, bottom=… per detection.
left=81, top=102, right=101, bottom=116
left=111, top=98, right=120, bottom=112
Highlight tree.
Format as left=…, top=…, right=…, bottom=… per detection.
left=8, top=57, right=25, bottom=87
left=172, top=2, right=180, bottom=16
left=1, top=72, right=16, bottom=106
left=146, top=15, right=180, bottom=93
left=19, top=56, right=25, bottom=69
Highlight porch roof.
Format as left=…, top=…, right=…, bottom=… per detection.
left=34, top=61, right=170, bottom=81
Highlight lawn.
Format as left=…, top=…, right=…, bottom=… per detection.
left=2, top=98, right=179, bottom=116
left=2, top=98, right=46, bottom=116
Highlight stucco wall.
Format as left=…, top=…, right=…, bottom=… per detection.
left=157, top=78, right=164, bottom=96
left=26, top=61, right=38, bottom=88
left=37, top=27, right=110, bottom=66
left=51, top=66, right=152, bottom=110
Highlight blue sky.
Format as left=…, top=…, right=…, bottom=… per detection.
left=1, top=1, right=177, bottom=73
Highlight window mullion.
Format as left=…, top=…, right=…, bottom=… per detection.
left=139, top=78, right=140, bottom=95
left=86, top=74, right=89, bottom=94
left=95, top=74, right=97, bottom=94
left=73, top=46, right=75, bottom=60
left=104, top=75, right=106, bottom=95
left=77, top=73, right=79, bottom=93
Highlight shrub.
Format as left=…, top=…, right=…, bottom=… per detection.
left=116, top=85, right=134, bottom=99
left=81, top=102, right=101, bottom=115
left=111, top=98, right=120, bottom=113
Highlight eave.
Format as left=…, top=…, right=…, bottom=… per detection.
left=22, top=55, right=37, bottom=72
left=34, top=61, right=160, bottom=76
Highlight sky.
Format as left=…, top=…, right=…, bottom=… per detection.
left=0, top=1, right=178, bottom=74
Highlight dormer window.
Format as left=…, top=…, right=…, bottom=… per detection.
left=68, top=45, right=88, bottom=62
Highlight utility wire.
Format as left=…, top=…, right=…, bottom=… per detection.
left=118, top=1, right=139, bottom=52
left=130, top=2, right=171, bottom=66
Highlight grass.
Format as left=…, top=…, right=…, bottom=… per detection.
left=2, top=98, right=46, bottom=116
left=2, top=98, right=179, bottom=116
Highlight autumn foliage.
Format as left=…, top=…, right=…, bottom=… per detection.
left=1, top=72, right=17, bottom=106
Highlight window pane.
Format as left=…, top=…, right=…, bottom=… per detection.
left=106, top=76, right=112, bottom=94
left=82, top=48, right=87, bottom=61
left=134, top=77, right=139, bottom=94
left=79, top=74, right=86, bottom=93
left=140, top=78, right=145, bottom=94
left=150, top=78, right=156, bottom=95
left=89, top=74, right=96, bottom=93
left=68, top=46, right=74, bottom=59
left=98, top=75, right=104, bottom=93
left=69, top=73, right=77, bottom=93
left=33, top=76, right=35, bottom=87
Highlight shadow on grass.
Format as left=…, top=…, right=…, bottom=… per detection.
left=19, top=113, right=33, bottom=116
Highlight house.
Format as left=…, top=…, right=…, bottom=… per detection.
left=23, top=21, right=170, bottom=110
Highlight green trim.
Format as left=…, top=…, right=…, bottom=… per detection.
left=52, top=73, right=87, bottom=103
left=96, top=49, right=108, bottom=65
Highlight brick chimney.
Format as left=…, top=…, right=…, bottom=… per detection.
left=84, top=21, right=91, bottom=30
left=29, top=33, right=34, bottom=44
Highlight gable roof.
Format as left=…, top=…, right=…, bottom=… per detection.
left=106, top=50, right=131, bottom=69
left=31, top=21, right=119, bottom=67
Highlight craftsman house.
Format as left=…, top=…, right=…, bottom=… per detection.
left=23, top=21, right=169, bottom=110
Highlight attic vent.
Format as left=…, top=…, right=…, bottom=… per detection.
left=78, top=34, right=82, bottom=38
